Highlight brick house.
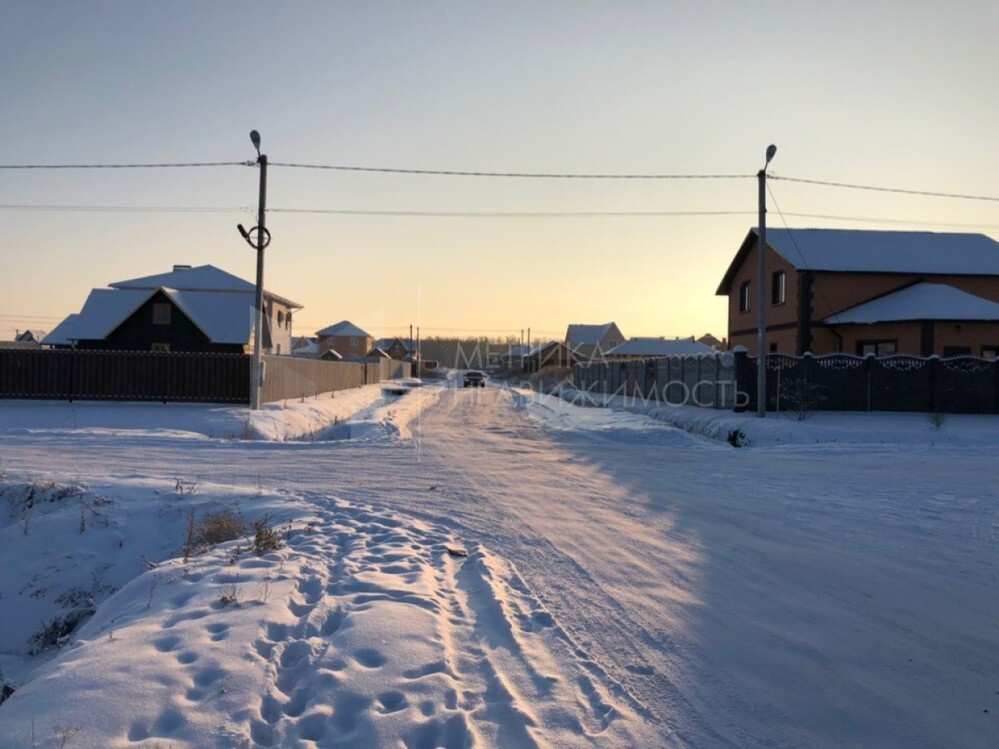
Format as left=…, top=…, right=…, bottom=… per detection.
left=716, top=229, right=999, bottom=357
left=315, top=321, right=372, bottom=360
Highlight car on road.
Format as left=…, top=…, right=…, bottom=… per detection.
left=462, top=370, right=486, bottom=388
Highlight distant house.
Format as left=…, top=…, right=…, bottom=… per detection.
left=605, top=337, right=715, bottom=360
left=522, top=341, right=580, bottom=373
left=42, top=264, right=302, bottom=354
left=315, top=321, right=372, bottom=360
left=565, top=322, right=625, bottom=362
left=365, top=347, right=391, bottom=362
left=15, top=330, right=46, bottom=344
left=696, top=333, right=724, bottom=350
left=717, top=228, right=999, bottom=357
left=291, top=336, right=319, bottom=358
left=0, top=330, right=45, bottom=350
left=374, top=337, right=416, bottom=361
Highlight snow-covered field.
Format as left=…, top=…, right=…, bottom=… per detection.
left=0, top=377, right=997, bottom=747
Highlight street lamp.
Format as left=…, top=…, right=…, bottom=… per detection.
left=238, top=130, right=270, bottom=410
left=757, top=144, right=776, bottom=418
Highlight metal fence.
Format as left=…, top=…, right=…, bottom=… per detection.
left=0, top=349, right=249, bottom=403
left=573, top=351, right=999, bottom=414
left=260, top=356, right=410, bottom=403
left=738, top=351, right=999, bottom=414
left=574, top=354, right=739, bottom=409
left=0, top=350, right=412, bottom=405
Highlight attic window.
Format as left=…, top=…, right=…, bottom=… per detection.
left=153, top=303, right=171, bottom=325
left=739, top=281, right=751, bottom=313
left=771, top=270, right=786, bottom=305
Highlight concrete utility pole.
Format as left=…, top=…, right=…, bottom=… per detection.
left=238, top=130, right=270, bottom=410
left=757, top=144, right=777, bottom=418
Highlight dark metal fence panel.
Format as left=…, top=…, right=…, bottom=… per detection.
left=869, top=356, right=932, bottom=412
left=935, top=356, right=999, bottom=414
left=0, top=349, right=249, bottom=403
left=736, top=351, right=999, bottom=414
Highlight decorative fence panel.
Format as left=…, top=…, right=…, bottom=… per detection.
left=745, top=352, right=999, bottom=414
left=574, top=351, right=999, bottom=414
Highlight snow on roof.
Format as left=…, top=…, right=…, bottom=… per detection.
left=316, top=320, right=371, bottom=338
left=67, top=289, right=157, bottom=340
left=41, top=314, right=81, bottom=346
left=767, top=229, right=999, bottom=274
left=44, top=288, right=257, bottom=345
left=718, top=229, right=999, bottom=295
left=110, top=264, right=302, bottom=308
left=111, top=265, right=254, bottom=292
left=165, top=289, right=255, bottom=344
left=607, top=337, right=715, bottom=357
left=365, top=347, right=391, bottom=359
left=824, top=282, right=999, bottom=324
left=565, top=323, right=619, bottom=345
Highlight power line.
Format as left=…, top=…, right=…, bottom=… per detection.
left=771, top=175, right=999, bottom=202
left=0, top=161, right=251, bottom=169
left=0, top=203, right=751, bottom=218
left=781, top=212, right=999, bottom=230
left=0, top=204, right=251, bottom=213
left=270, top=208, right=753, bottom=218
left=269, top=162, right=753, bottom=179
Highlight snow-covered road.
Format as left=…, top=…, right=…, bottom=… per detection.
left=1, top=385, right=997, bottom=747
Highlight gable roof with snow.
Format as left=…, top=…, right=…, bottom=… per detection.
left=718, top=229, right=999, bottom=294
left=43, top=288, right=258, bottom=346
left=15, top=330, right=46, bottom=343
left=41, top=314, right=80, bottom=346
left=316, top=320, right=371, bottom=338
left=111, top=265, right=302, bottom=309
left=607, top=337, right=715, bottom=357
left=823, top=282, right=999, bottom=324
left=565, top=322, right=621, bottom=346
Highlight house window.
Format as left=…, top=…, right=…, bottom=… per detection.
left=857, top=340, right=897, bottom=356
left=286, top=312, right=292, bottom=330
left=350, top=336, right=358, bottom=346
left=277, top=311, right=284, bottom=326
left=771, top=270, right=786, bottom=305
left=739, top=281, right=751, bottom=313
left=153, top=303, right=171, bottom=325
left=982, top=346, right=999, bottom=360
left=943, top=346, right=972, bottom=358
left=769, top=342, right=779, bottom=353
left=151, top=342, right=170, bottom=352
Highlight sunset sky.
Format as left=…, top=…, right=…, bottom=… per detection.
left=2, top=1, right=996, bottom=344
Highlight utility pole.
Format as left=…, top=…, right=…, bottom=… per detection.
left=238, top=130, right=270, bottom=410
left=757, top=144, right=777, bottom=418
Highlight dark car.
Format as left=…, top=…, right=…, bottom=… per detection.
left=462, top=370, right=486, bottom=388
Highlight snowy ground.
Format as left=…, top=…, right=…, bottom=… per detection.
left=0, top=377, right=997, bottom=747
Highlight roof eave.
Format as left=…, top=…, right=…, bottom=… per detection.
left=716, top=228, right=760, bottom=296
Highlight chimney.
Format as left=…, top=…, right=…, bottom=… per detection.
left=173, top=264, right=192, bottom=272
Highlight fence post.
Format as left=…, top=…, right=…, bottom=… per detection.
left=865, top=354, right=874, bottom=412
left=928, top=355, right=939, bottom=413
left=733, top=347, right=750, bottom=412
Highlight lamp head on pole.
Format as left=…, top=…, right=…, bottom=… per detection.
left=250, top=130, right=261, bottom=158
left=764, top=144, right=777, bottom=167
